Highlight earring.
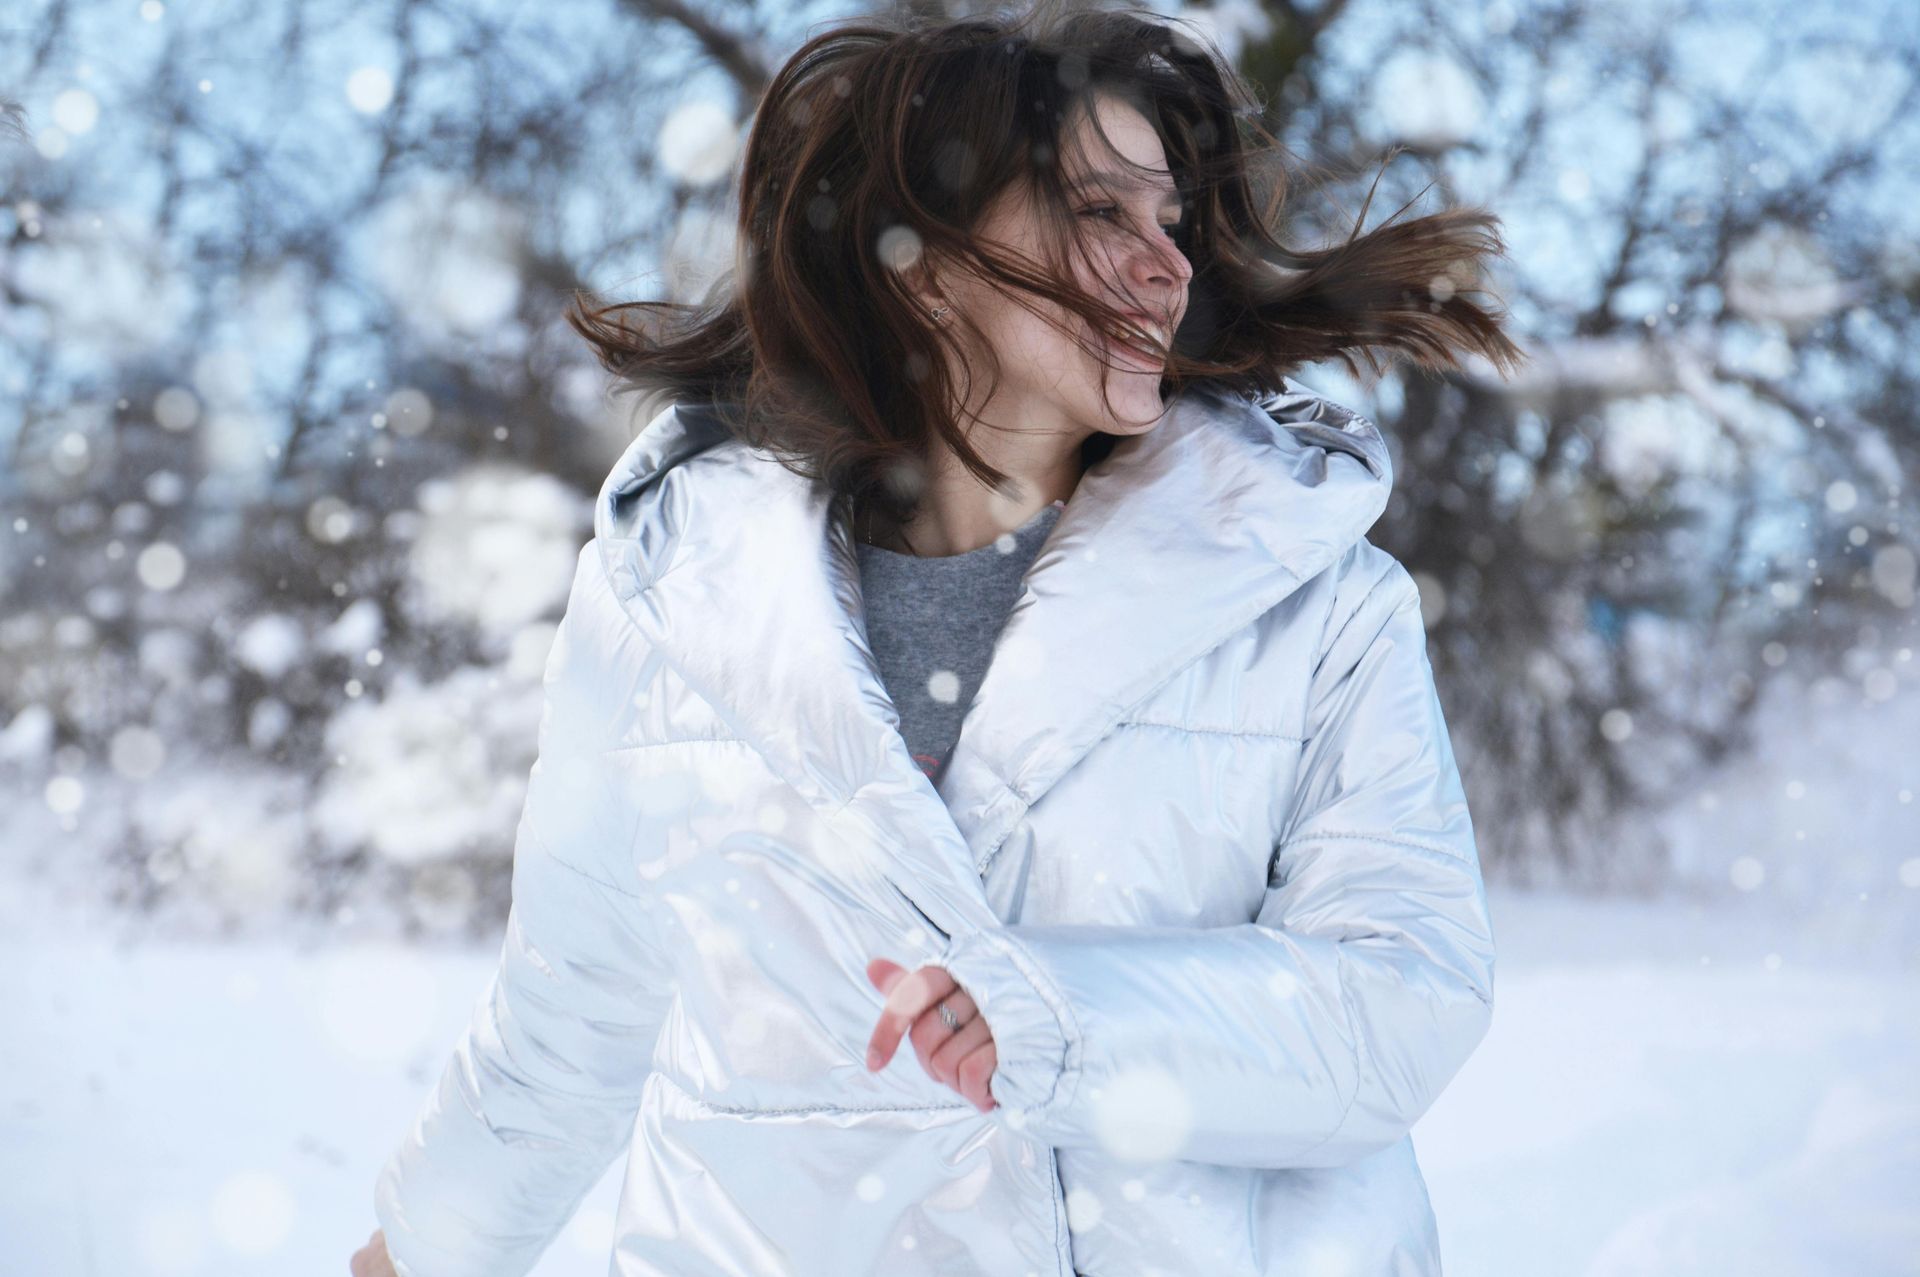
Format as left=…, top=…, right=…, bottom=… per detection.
left=928, top=305, right=950, bottom=323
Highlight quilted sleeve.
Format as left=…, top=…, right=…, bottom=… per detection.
left=372, top=547, right=677, bottom=1276
left=933, top=554, right=1495, bottom=1169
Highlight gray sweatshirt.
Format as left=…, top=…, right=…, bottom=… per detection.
left=854, top=499, right=1065, bottom=784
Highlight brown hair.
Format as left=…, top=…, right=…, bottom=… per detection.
left=567, top=1, right=1525, bottom=537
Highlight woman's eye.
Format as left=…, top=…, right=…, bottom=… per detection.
left=1083, top=206, right=1185, bottom=235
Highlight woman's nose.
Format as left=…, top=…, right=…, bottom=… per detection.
left=1133, top=233, right=1193, bottom=292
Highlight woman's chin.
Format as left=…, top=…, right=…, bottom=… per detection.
left=1097, top=380, right=1173, bottom=433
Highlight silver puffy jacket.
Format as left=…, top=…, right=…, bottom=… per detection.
left=373, top=380, right=1497, bottom=1276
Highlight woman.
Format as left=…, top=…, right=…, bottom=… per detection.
left=358, top=4, right=1523, bottom=1275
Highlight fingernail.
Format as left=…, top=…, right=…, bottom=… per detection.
left=866, top=1049, right=881, bottom=1071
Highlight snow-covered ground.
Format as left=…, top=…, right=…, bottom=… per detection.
left=5, top=659, right=1915, bottom=1275
left=1424, top=890, right=1919, bottom=1276
left=4, top=879, right=1915, bottom=1277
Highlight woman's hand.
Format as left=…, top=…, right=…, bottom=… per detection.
left=865, top=957, right=999, bottom=1113
left=349, top=1228, right=398, bottom=1276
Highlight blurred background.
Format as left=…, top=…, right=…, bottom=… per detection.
left=2, top=0, right=1915, bottom=1272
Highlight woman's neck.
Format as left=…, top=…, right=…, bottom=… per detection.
left=862, top=421, right=1088, bottom=557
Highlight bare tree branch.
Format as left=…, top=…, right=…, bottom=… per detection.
left=616, top=0, right=771, bottom=100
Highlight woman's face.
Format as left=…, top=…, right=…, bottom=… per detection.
left=930, top=91, right=1194, bottom=443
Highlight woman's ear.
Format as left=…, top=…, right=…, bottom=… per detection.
left=885, top=236, right=965, bottom=325
left=897, top=256, right=949, bottom=322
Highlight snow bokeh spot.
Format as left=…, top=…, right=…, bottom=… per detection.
left=234, top=613, right=305, bottom=679
left=346, top=66, right=394, bottom=114
left=876, top=225, right=923, bottom=273
left=1870, top=545, right=1915, bottom=608
left=154, top=384, right=201, bottom=433
left=136, top=542, right=185, bottom=590
left=658, top=99, right=739, bottom=185
left=1091, top=1065, right=1192, bottom=1162
left=926, top=669, right=961, bottom=704
left=384, top=386, right=433, bottom=436
left=45, top=774, right=85, bottom=815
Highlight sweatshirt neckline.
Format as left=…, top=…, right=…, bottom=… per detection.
left=855, top=498, right=1065, bottom=565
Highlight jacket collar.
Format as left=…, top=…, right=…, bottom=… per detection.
left=593, top=383, right=1392, bottom=928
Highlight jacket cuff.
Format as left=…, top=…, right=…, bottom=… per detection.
left=374, top=1149, right=547, bottom=1277
left=932, top=925, right=1080, bottom=1126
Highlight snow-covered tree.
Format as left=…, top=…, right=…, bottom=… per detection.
left=2, top=0, right=1914, bottom=934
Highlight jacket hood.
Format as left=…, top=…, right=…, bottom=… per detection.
left=593, top=381, right=1390, bottom=588
left=588, top=379, right=1393, bottom=939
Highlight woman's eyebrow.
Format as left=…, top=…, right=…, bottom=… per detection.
left=1067, top=168, right=1182, bottom=200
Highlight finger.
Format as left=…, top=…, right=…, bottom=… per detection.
left=866, top=956, right=906, bottom=993
left=955, top=1040, right=999, bottom=1112
left=861, top=957, right=913, bottom=1068
left=906, top=990, right=978, bottom=1075
left=866, top=964, right=956, bottom=1069
left=927, top=1010, right=992, bottom=1089
left=905, top=987, right=979, bottom=1073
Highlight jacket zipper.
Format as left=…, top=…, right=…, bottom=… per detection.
left=1048, top=1143, right=1075, bottom=1275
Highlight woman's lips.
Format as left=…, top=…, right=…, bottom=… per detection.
left=1097, top=328, right=1166, bottom=371
left=1084, top=311, right=1170, bottom=371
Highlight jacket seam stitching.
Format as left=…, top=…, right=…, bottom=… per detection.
left=971, top=780, right=1030, bottom=878
left=1114, top=718, right=1307, bottom=742
left=602, top=735, right=749, bottom=754
left=979, top=569, right=1313, bottom=877
left=1273, top=829, right=1474, bottom=867
left=654, top=1068, right=974, bottom=1119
